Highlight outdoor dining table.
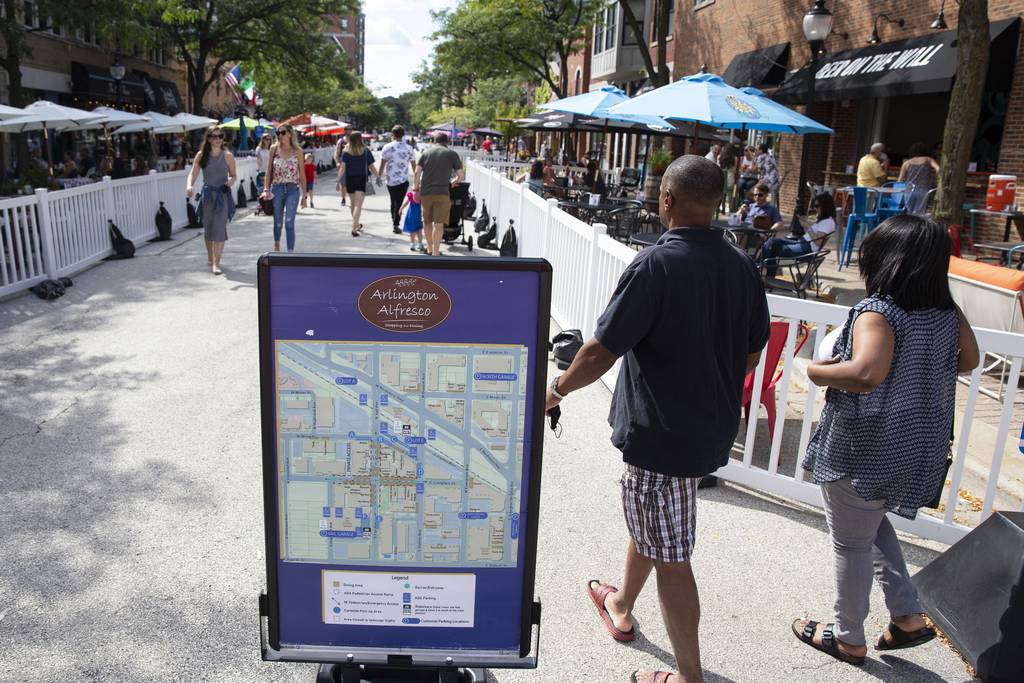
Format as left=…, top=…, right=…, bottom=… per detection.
left=972, top=241, right=1024, bottom=268
left=628, top=221, right=768, bottom=249
left=969, top=207, right=1024, bottom=242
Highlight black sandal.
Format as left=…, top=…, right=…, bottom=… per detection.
left=791, top=619, right=865, bottom=666
left=876, top=622, right=935, bottom=650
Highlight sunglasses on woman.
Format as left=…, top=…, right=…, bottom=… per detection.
left=208, top=133, right=224, bottom=139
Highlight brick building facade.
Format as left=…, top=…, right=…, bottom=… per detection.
left=559, top=1, right=1024, bottom=242
left=326, top=13, right=366, bottom=79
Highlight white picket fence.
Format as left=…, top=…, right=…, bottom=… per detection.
left=467, top=159, right=1024, bottom=545
left=0, top=157, right=257, bottom=298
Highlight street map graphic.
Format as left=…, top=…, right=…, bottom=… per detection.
left=276, top=340, right=528, bottom=568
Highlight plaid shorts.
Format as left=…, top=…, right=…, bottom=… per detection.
left=620, top=464, right=699, bottom=563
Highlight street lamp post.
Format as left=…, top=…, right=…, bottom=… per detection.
left=108, top=54, right=126, bottom=163
left=791, top=0, right=833, bottom=236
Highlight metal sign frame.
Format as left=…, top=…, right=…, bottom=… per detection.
left=256, top=253, right=551, bottom=670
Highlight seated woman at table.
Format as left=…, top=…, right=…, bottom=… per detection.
left=758, top=193, right=837, bottom=276
left=542, top=157, right=557, bottom=187
left=736, top=183, right=784, bottom=231
left=898, top=142, right=939, bottom=214
left=581, top=159, right=606, bottom=196
left=516, top=160, right=546, bottom=196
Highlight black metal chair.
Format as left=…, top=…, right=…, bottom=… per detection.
left=761, top=250, right=830, bottom=299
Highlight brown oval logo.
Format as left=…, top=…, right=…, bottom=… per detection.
left=357, top=276, right=452, bottom=333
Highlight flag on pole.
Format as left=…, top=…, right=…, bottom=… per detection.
left=240, top=74, right=257, bottom=103
left=224, top=64, right=241, bottom=89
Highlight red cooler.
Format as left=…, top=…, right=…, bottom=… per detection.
left=986, top=174, right=1017, bottom=212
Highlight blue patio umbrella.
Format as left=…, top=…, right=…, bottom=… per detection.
left=607, top=72, right=833, bottom=134
left=541, top=84, right=679, bottom=132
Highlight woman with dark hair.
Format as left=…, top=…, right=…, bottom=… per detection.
left=582, top=159, right=606, bottom=196
left=516, top=160, right=546, bottom=196
left=186, top=125, right=237, bottom=274
left=898, top=142, right=939, bottom=214
left=792, top=214, right=980, bottom=667
left=338, top=131, right=378, bottom=237
left=757, top=192, right=836, bottom=275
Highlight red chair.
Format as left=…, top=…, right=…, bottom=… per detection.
left=742, top=321, right=809, bottom=441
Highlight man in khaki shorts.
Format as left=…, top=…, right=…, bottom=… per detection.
left=413, top=132, right=464, bottom=256
left=546, top=156, right=769, bottom=683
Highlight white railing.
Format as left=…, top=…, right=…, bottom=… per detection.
left=467, top=159, right=1024, bottom=545
left=0, top=157, right=258, bottom=299
left=307, top=147, right=335, bottom=167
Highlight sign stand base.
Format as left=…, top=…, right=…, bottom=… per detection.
left=316, top=663, right=489, bottom=683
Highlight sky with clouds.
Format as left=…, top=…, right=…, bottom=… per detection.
left=363, top=0, right=460, bottom=98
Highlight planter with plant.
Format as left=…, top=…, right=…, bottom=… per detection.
left=643, top=148, right=674, bottom=208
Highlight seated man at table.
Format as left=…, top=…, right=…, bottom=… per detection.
left=758, top=192, right=837, bottom=276
left=737, top=183, right=783, bottom=231
left=856, top=142, right=888, bottom=187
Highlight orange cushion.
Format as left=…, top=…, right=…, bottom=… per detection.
left=949, top=256, right=1024, bottom=292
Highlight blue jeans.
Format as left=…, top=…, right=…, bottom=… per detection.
left=272, top=183, right=300, bottom=251
left=760, top=236, right=812, bottom=276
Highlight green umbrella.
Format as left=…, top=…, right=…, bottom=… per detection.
left=220, top=116, right=259, bottom=130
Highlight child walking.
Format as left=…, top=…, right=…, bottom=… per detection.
left=303, top=153, right=317, bottom=208
left=400, top=190, right=425, bottom=252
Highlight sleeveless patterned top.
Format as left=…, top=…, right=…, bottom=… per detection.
left=803, top=295, right=960, bottom=519
left=272, top=152, right=301, bottom=185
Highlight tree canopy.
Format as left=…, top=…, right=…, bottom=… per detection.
left=139, top=0, right=359, bottom=114
left=430, top=0, right=602, bottom=101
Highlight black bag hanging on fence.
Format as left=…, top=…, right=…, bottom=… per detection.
left=249, top=178, right=258, bottom=200
left=499, top=219, right=518, bottom=257
left=108, top=220, right=135, bottom=259
left=478, top=216, right=498, bottom=250
left=474, top=199, right=490, bottom=233
left=187, top=198, right=202, bottom=228
left=463, top=194, right=477, bottom=220
left=29, top=279, right=66, bottom=300
left=551, top=329, right=584, bottom=370
left=154, top=201, right=173, bottom=241
left=236, top=183, right=247, bottom=208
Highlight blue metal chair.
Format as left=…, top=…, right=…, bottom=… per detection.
left=877, top=181, right=913, bottom=220
left=839, top=186, right=880, bottom=270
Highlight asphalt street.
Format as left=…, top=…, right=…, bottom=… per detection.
left=0, top=174, right=972, bottom=682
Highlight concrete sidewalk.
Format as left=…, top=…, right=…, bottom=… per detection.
left=0, top=177, right=970, bottom=682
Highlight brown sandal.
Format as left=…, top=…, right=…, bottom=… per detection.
left=792, top=619, right=865, bottom=666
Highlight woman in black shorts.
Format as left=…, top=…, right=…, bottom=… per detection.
left=338, top=132, right=378, bottom=237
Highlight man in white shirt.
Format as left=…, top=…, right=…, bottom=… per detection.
left=704, top=143, right=721, bottom=165
left=379, top=125, right=417, bottom=233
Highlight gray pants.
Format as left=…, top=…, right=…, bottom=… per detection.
left=821, top=478, right=923, bottom=646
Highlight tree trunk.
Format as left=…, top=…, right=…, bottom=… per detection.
left=934, top=0, right=989, bottom=225
left=655, top=0, right=669, bottom=87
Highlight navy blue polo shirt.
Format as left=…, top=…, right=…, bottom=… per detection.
left=594, top=227, right=770, bottom=477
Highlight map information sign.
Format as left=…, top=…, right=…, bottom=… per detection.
left=258, top=255, right=551, bottom=666
left=276, top=341, right=528, bottom=568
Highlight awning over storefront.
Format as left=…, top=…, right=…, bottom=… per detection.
left=70, top=62, right=146, bottom=105
left=722, top=43, right=790, bottom=89
left=775, top=17, right=1020, bottom=104
left=140, top=75, right=184, bottom=114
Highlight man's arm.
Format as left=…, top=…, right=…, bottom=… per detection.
left=746, top=351, right=762, bottom=374
left=453, top=167, right=465, bottom=186
left=544, top=338, right=618, bottom=410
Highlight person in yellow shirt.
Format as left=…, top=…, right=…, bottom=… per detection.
left=856, top=143, right=888, bottom=187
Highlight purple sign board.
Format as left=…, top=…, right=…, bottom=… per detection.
left=257, top=254, right=551, bottom=670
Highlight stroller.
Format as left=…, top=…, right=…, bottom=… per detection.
left=253, top=171, right=272, bottom=216
left=443, top=182, right=474, bottom=251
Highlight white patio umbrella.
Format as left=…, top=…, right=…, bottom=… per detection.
left=0, top=101, right=105, bottom=172
left=61, top=106, right=152, bottom=159
left=310, top=114, right=348, bottom=129
left=154, top=112, right=217, bottom=133
left=111, top=111, right=180, bottom=134
left=0, top=104, right=26, bottom=119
